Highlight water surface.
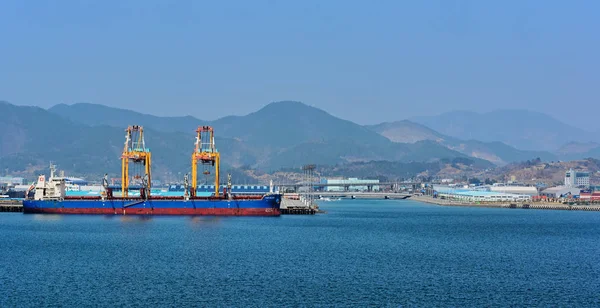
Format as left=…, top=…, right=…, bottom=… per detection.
left=1, top=200, right=599, bottom=306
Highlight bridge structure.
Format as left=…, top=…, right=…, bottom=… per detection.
left=274, top=182, right=424, bottom=192
left=305, top=191, right=413, bottom=200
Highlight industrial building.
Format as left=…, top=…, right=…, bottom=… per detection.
left=433, top=185, right=531, bottom=202
left=320, top=177, right=380, bottom=192
left=488, top=183, right=539, bottom=196
left=434, top=183, right=539, bottom=197
left=539, top=186, right=581, bottom=199
left=565, top=169, right=590, bottom=187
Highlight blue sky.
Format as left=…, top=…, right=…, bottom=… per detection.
left=1, top=1, right=598, bottom=130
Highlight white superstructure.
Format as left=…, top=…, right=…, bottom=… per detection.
left=32, top=165, right=66, bottom=200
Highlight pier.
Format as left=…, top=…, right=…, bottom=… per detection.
left=281, top=207, right=317, bottom=215
left=280, top=195, right=320, bottom=215
left=0, top=200, right=23, bottom=212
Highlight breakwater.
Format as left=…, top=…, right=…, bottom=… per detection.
left=411, top=195, right=600, bottom=211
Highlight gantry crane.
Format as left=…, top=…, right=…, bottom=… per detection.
left=191, top=125, right=220, bottom=198
left=121, top=125, right=152, bottom=198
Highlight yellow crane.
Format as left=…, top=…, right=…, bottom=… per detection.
left=191, top=125, right=220, bottom=198
left=121, top=125, right=151, bottom=198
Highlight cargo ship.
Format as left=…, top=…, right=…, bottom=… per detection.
left=23, top=125, right=282, bottom=216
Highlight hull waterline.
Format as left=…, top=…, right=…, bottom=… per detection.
left=23, top=195, right=282, bottom=216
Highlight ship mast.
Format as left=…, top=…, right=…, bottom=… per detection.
left=191, top=126, right=220, bottom=198
left=49, top=162, right=56, bottom=178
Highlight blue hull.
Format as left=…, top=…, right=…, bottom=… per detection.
left=23, top=195, right=282, bottom=216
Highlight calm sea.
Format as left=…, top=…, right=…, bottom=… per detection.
left=1, top=200, right=599, bottom=307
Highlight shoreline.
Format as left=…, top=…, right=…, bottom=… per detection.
left=410, top=195, right=600, bottom=212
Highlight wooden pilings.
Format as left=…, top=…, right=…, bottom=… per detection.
left=281, top=207, right=317, bottom=215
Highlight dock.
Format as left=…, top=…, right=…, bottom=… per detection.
left=1, top=198, right=319, bottom=215
left=0, top=200, right=23, bottom=212
left=280, top=196, right=320, bottom=215
left=281, top=207, right=317, bottom=215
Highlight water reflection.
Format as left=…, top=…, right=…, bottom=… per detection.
left=188, top=216, right=221, bottom=227
left=119, top=215, right=153, bottom=223
left=138, top=215, right=152, bottom=222
left=32, top=214, right=62, bottom=221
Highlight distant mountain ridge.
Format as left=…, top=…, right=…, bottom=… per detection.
left=48, top=103, right=202, bottom=133
left=49, top=101, right=394, bottom=148
left=46, top=102, right=598, bottom=167
left=1, top=101, right=487, bottom=181
left=556, top=141, right=600, bottom=155
left=211, top=101, right=393, bottom=148
left=410, top=109, right=597, bottom=151
left=5, top=100, right=597, bottom=181
left=0, top=101, right=259, bottom=182
left=555, top=142, right=600, bottom=161
left=367, top=119, right=557, bottom=165
left=365, top=120, right=446, bottom=144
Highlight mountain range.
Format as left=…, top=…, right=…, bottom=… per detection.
left=410, top=110, right=597, bottom=151
left=1, top=101, right=484, bottom=181
left=47, top=102, right=494, bottom=168
left=366, top=120, right=557, bottom=165
left=2, top=100, right=599, bottom=182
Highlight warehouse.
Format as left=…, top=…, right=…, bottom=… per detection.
left=437, top=190, right=531, bottom=202
left=539, top=186, right=581, bottom=198
left=489, top=184, right=539, bottom=196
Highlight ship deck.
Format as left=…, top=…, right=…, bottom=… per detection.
left=64, top=195, right=267, bottom=201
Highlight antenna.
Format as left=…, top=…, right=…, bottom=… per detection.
left=49, top=163, right=56, bottom=178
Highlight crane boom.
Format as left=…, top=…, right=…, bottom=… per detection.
left=121, top=125, right=151, bottom=198
left=191, top=125, right=220, bottom=197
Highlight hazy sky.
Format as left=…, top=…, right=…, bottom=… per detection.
left=1, top=1, right=599, bottom=130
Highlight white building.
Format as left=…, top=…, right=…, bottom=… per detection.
left=320, top=177, right=380, bottom=192
left=489, top=184, right=539, bottom=196
left=432, top=185, right=531, bottom=202
left=565, top=169, right=590, bottom=187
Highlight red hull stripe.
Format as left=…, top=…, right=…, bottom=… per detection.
left=24, top=208, right=281, bottom=216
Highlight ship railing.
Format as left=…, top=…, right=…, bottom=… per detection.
left=298, top=195, right=314, bottom=208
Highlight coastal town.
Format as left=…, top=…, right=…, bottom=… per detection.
left=3, top=162, right=600, bottom=213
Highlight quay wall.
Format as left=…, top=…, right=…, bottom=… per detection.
left=411, top=195, right=600, bottom=212
left=0, top=200, right=23, bottom=212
